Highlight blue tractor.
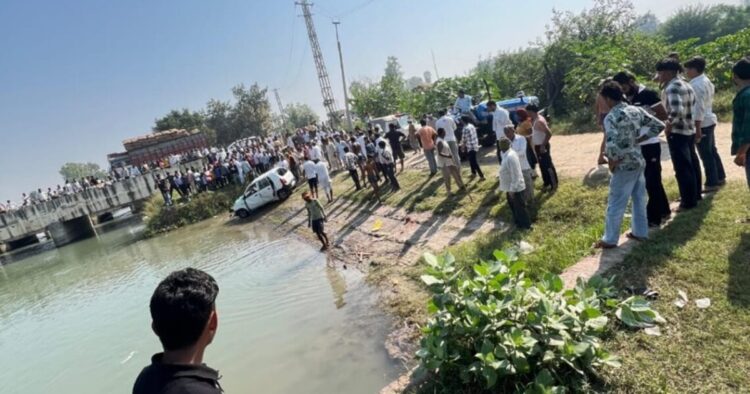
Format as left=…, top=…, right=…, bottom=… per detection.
left=459, top=94, right=540, bottom=147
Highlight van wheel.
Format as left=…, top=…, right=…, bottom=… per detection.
left=277, top=189, right=290, bottom=200
left=236, top=209, right=250, bottom=219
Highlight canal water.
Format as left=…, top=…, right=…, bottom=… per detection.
left=0, top=215, right=401, bottom=394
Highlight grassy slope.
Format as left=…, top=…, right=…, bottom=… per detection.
left=602, top=182, right=750, bottom=393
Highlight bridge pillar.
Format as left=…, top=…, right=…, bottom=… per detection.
left=5, top=234, right=40, bottom=251
left=46, top=216, right=97, bottom=247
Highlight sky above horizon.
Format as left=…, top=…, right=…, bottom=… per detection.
left=0, top=0, right=740, bottom=202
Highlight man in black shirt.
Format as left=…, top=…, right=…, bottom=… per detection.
left=613, top=71, right=672, bottom=226
left=133, top=268, right=222, bottom=394
left=385, top=123, right=406, bottom=172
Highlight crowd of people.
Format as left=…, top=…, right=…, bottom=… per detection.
left=130, top=54, right=750, bottom=393
left=593, top=55, right=750, bottom=248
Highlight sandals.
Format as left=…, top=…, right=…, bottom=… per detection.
left=626, top=232, right=647, bottom=242
left=593, top=240, right=617, bottom=249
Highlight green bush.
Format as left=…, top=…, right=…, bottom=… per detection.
left=143, top=185, right=243, bottom=236
left=415, top=251, right=663, bottom=393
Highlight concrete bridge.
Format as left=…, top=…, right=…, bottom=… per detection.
left=0, top=176, right=156, bottom=251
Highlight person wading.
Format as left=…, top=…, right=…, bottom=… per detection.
left=133, top=268, right=222, bottom=394
left=303, top=191, right=330, bottom=251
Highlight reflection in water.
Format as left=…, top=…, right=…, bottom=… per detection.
left=326, top=264, right=348, bottom=309
left=0, top=216, right=399, bottom=394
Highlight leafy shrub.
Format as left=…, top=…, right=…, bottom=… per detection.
left=415, top=251, right=663, bottom=393
left=143, top=184, right=243, bottom=236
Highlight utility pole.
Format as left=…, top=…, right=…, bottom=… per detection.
left=296, top=0, right=340, bottom=127
left=333, top=20, right=353, bottom=130
left=431, top=49, right=441, bottom=81
left=273, top=88, right=287, bottom=130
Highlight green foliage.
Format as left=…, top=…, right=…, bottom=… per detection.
left=415, top=251, right=664, bottom=393
left=59, top=162, right=107, bottom=182
left=349, top=57, right=406, bottom=118
left=283, top=102, right=319, bottom=130
left=685, top=28, right=750, bottom=90
left=659, top=4, right=750, bottom=44
left=153, top=109, right=206, bottom=133
left=143, top=185, right=243, bottom=236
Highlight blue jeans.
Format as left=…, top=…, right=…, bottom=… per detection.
left=602, top=169, right=648, bottom=245
left=424, top=149, right=438, bottom=174
left=697, top=125, right=726, bottom=187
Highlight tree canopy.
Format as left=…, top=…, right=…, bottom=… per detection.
left=283, top=102, right=319, bottom=130
left=59, top=162, right=107, bottom=182
left=151, top=83, right=275, bottom=146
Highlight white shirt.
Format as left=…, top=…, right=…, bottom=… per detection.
left=315, top=161, right=330, bottom=183
left=356, top=135, right=367, bottom=154
left=454, top=95, right=473, bottom=113
left=310, top=145, right=323, bottom=161
left=509, top=135, right=531, bottom=171
left=491, top=108, right=513, bottom=141
left=435, top=115, right=457, bottom=142
left=499, top=149, right=525, bottom=193
left=302, top=161, right=318, bottom=180
left=689, top=74, right=717, bottom=128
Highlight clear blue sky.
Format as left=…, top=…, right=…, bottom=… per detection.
left=0, top=0, right=738, bottom=202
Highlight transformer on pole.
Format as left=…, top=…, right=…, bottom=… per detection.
left=295, top=0, right=340, bottom=127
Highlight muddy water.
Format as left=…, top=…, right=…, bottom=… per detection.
left=0, top=215, right=400, bottom=394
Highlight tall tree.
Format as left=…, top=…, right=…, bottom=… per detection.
left=283, top=103, right=319, bottom=130
left=153, top=109, right=206, bottom=132
left=380, top=56, right=405, bottom=115
left=633, top=12, right=660, bottom=34
left=659, top=5, right=718, bottom=43
left=222, top=83, right=274, bottom=144
left=59, top=162, right=107, bottom=181
left=205, top=99, right=233, bottom=145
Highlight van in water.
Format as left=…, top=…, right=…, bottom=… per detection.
left=232, top=167, right=296, bottom=218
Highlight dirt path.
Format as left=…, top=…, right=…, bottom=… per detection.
left=548, top=123, right=743, bottom=180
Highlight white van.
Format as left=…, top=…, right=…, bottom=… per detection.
left=232, top=167, right=296, bottom=218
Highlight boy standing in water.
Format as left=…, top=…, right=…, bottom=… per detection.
left=303, top=191, right=330, bottom=251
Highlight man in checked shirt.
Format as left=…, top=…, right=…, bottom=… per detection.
left=656, top=58, right=703, bottom=211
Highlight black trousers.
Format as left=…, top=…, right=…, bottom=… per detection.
left=534, top=144, right=558, bottom=189
left=467, top=150, right=484, bottom=178
left=667, top=133, right=702, bottom=209
left=384, top=164, right=400, bottom=190
left=525, top=138, right=537, bottom=170
left=641, top=143, right=671, bottom=224
left=507, top=191, right=531, bottom=229
left=348, top=169, right=361, bottom=190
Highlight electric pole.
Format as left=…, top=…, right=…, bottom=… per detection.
left=296, top=0, right=340, bottom=127
left=273, top=88, right=287, bottom=130
left=431, top=49, right=441, bottom=81
left=333, top=20, right=353, bottom=130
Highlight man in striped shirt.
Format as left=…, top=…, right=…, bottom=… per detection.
left=657, top=58, right=702, bottom=211
left=460, top=115, right=485, bottom=180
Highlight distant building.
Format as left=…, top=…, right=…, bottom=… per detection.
left=107, top=129, right=208, bottom=168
